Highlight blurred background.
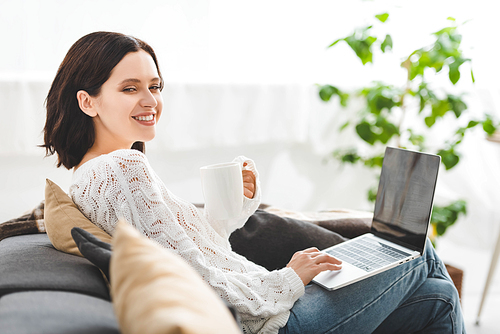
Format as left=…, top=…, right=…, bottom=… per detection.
left=1, top=0, right=499, bottom=331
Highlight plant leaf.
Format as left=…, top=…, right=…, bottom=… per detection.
left=431, top=199, right=466, bottom=236
left=482, top=118, right=496, bottom=135
left=318, top=85, right=349, bottom=106
left=339, top=121, right=350, bottom=131
left=339, top=92, right=350, bottom=106
left=344, top=32, right=376, bottom=65
left=467, top=120, right=479, bottom=128
left=438, top=149, right=460, bottom=170
left=328, top=38, right=343, bottom=48
left=356, top=122, right=376, bottom=145
left=318, top=85, right=338, bottom=102
left=447, top=95, right=467, bottom=118
left=364, top=155, right=384, bottom=168
left=375, top=13, right=389, bottom=23
left=381, top=34, right=393, bottom=52
left=425, top=116, right=435, bottom=127
left=341, top=152, right=361, bottom=163
left=449, top=58, right=466, bottom=84
left=367, top=186, right=378, bottom=202
left=432, top=99, right=451, bottom=118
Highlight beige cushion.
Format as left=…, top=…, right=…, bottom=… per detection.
left=44, top=179, right=112, bottom=256
left=110, top=220, right=241, bottom=334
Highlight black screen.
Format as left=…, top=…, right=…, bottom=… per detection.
left=372, top=147, right=440, bottom=252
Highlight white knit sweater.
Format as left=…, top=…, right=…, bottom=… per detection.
left=70, top=149, right=305, bottom=334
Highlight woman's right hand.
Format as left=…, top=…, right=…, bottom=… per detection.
left=286, top=247, right=342, bottom=286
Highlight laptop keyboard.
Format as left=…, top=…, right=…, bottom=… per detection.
left=326, top=238, right=411, bottom=272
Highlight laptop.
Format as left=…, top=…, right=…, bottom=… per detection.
left=312, top=146, right=440, bottom=290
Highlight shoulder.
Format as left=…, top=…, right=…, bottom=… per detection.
left=73, top=149, right=152, bottom=183
left=108, top=149, right=155, bottom=178
left=77, top=149, right=149, bottom=171
left=107, top=149, right=148, bottom=163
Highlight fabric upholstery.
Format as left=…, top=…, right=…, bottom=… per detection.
left=263, top=206, right=372, bottom=239
left=110, top=220, right=242, bottom=334
left=44, top=179, right=112, bottom=256
left=230, top=209, right=348, bottom=271
left=0, top=234, right=110, bottom=300
left=0, top=291, right=119, bottom=334
left=72, top=227, right=113, bottom=283
left=316, top=217, right=371, bottom=239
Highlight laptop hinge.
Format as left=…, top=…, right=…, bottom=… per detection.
left=372, top=230, right=424, bottom=253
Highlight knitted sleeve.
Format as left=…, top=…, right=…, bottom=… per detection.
left=71, top=149, right=305, bottom=326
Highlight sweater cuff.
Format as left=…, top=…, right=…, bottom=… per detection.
left=282, top=267, right=305, bottom=302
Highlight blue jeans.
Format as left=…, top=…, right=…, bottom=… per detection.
left=278, top=241, right=465, bottom=334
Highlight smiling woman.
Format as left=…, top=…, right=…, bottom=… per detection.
left=41, top=32, right=164, bottom=170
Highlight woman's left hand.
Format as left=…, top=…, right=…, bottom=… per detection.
left=242, top=162, right=256, bottom=199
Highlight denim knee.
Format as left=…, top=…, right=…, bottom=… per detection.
left=440, top=278, right=461, bottom=307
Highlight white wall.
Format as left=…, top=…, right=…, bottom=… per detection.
left=1, top=0, right=500, bottom=250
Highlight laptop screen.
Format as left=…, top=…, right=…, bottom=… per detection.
left=372, top=147, right=440, bottom=252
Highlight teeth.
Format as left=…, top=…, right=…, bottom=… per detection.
left=133, top=115, right=154, bottom=121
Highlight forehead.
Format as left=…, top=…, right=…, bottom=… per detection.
left=109, top=50, right=159, bottom=81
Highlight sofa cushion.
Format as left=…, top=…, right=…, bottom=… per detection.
left=111, top=220, right=242, bottom=334
left=72, top=227, right=112, bottom=282
left=0, top=291, right=119, bottom=334
left=0, top=234, right=110, bottom=300
left=230, top=209, right=348, bottom=271
left=263, top=206, right=372, bottom=239
left=44, top=179, right=112, bottom=257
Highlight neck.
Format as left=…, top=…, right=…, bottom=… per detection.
left=74, top=144, right=131, bottom=172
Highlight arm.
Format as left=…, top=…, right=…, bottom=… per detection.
left=90, top=151, right=303, bottom=319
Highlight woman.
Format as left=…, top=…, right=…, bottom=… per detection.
left=42, top=31, right=465, bottom=334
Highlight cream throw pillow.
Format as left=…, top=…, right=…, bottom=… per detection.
left=110, top=220, right=242, bottom=334
left=44, top=179, right=112, bottom=256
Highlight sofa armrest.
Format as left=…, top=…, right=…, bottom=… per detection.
left=263, top=206, right=372, bottom=239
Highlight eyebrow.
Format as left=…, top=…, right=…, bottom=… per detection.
left=118, top=77, right=161, bottom=85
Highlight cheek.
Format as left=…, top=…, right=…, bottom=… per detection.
left=99, top=95, right=129, bottom=117
left=156, top=96, right=164, bottom=122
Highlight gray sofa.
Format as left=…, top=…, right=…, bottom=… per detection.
left=0, top=233, right=119, bottom=334
left=0, top=208, right=371, bottom=334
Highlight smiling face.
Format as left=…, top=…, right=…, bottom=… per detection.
left=78, top=50, right=163, bottom=155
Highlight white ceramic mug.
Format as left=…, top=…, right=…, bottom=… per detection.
left=200, top=162, right=243, bottom=220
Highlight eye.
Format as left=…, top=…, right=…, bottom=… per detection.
left=149, top=85, right=162, bottom=92
left=123, top=87, right=137, bottom=92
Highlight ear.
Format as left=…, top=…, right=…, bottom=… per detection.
left=76, top=90, right=98, bottom=117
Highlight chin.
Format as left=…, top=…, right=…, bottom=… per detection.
left=136, top=130, right=156, bottom=143
left=140, top=134, right=156, bottom=143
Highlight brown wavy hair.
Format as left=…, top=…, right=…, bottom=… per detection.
left=41, top=31, right=163, bottom=169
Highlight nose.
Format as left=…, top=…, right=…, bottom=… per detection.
left=140, top=90, right=158, bottom=109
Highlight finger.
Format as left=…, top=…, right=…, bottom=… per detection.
left=315, top=253, right=342, bottom=265
left=301, top=247, right=320, bottom=253
left=318, top=262, right=343, bottom=272
left=243, top=187, right=254, bottom=199
left=243, top=179, right=255, bottom=188
left=243, top=179, right=255, bottom=189
left=242, top=172, right=255, bottom=186
left=242, top=170, right=255, bottom=182
left=242, top=170, right=256, bottom=199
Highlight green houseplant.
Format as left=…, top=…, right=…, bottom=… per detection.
left=318, top=14, right=497, bottom=244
